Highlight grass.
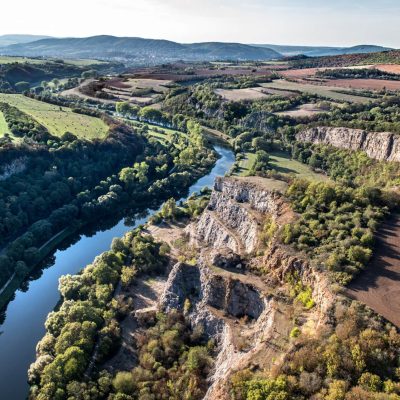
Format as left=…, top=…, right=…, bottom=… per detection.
left=0, top=94, right=109, bottom=139
left=126, top=119, right=186, bottom=144
left=0, top=56, right=106, bottom=66
left=234, top=150, right=328, bottom=182
left=0, top=56, right=46, bottom=65
left=234, top=152, right=257, bottom=176
left=269, top=151, right=328, bottom=182
left=61, top=58, right=107, bottom=66
left=0, top=110, right=9, bottom=136
left=261, top=80, right=372, bottom=103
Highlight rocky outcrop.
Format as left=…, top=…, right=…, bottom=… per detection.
left=297, top=127, right=400, bottom=162
left=249, top=244, right=334, bottom=317
left=191, top=177, right=289, bottom=253
left=160, top=176, right=335, bottom=399
left=159, top=259, right=280, bottom=400
left=160, top=261, right=266, bottom=327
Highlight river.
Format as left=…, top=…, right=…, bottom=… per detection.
left=0, top=145, right=235, bottom=400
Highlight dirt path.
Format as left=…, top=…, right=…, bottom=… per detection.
left=346, top=215, right=400, bottom=327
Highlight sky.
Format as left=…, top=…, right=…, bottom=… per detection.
left=2, top=0, right=400, bottom=47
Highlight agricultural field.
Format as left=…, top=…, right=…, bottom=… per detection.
left=260, top=80, right=372, bottom=103
left=215, top=87, right=269, bottom=101
left=323, top=78, right=400, bottom=91
left=0, top=56, right=107, bottom=67
left=0, top=110, right=9, bottom=136
left=275, top=103, right=331, bottom=118
left=0, top=56, right=46, bottom=65
left=0, top=94, right=109, bottom=139
left=63, top=77, right=173, bottom=105
left=376, top=64, right=400, bottom=74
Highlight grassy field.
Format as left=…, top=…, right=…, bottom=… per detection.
left=234, top=150, right=328, bottom=182
left=0, top=56, right=46, bottom=64
left=268, top=151, right=328, bottom=182
left=62, top=58, right=107, bottom=66
left=0, top=94, right=109, bottom=139
left=0, top=110, right=9, bottom=136
left=126, top=119, right=185, bottom=143
left=261, top=80, right=372, bottom=103
left=234, top=153, right=257, bottom=176
left=0, top=56, right=106, bottom=66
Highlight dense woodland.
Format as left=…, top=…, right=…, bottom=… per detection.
left=0, top=96, right=215, bottom=295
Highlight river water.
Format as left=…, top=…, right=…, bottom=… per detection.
left=0, top=146, right=235, bottom=400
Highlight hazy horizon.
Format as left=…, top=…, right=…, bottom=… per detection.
left=1, top=0, right=399, bottom=48
left=0, top=33, right=395, bottom=49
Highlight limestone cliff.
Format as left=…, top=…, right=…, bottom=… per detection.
left=191, top=176, right=291, bottom=254
left=297, top=126, right=400, bottom=162
left=159, top=176, right=333, bottom=399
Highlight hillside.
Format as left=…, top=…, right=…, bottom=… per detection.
left=0, top=35, right=282, bottom=63
left=253, top=43, right=392, bottom=57
left=0, top=34, right=51, bottom=47
left=290, top=49, right=400, bottom=68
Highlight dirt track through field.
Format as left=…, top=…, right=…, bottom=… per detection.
left=346, top=214, right=400, bottom=327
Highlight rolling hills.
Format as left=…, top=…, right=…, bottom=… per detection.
left=0, top=34, right=51, bottom=47
left=253, top=43, right=393, bottom=57
left=0, top=35, right=282, bottom=63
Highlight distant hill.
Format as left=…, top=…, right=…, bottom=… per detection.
left=0, top=35, right=282, bottom=64
left=289, top=49, right=400, bottom=69
left=0, top=34, right=51, bottom=47
left=253, top=44, right=392, bottom=57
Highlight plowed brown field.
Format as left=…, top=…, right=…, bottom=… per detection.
left=347, top=215, right=400, bottom=327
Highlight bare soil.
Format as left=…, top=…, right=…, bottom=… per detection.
left=275, top=103, right=329, bottom=117
left=215, top=87, right=270, bottom=101
left=325, top=78, right=400, bottom=91
left=346, top=215, right=400, bottom=327
left=375, top=64, right=400, bottom=75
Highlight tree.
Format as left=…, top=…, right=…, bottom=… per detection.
left=160, top=198, right=178, bottom=220
left=15, top=261, right=28, bottom=278
left=81, top=70, right=98, bottom=79
left=121, top=266, right=136, bottom=288
left=252, top=137, right=271, bottom=152
left=112, top=372, right=135, bottom=395
left=15, top=81, right=31, bottom=92
left=116, top=102, right=137, bottom=116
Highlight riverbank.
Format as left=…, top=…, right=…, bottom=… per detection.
left=0, top=224, right=78, bottom=311
left=0, top=145, right=235, bottom=400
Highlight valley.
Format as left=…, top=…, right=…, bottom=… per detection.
left=0, top=31, right=399, bottom=400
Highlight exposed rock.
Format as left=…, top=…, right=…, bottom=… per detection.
left=160, top=176, right=334, bottom=398
left=190, top=177, right=290, bottom=253
left=210, top=248, right=242, bottom=270
left=297, top=126, right=400, bottom=162
left=249, top=244, right=334, bottom=318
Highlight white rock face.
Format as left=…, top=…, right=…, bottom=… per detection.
left=297, top=127, right=400, bottom=162
left=159, top=176, right=334, bottom=399
left=192, top=177, right=287, bottom=254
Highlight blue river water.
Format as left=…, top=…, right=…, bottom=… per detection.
left=0, top=145, right=234, bottom=400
